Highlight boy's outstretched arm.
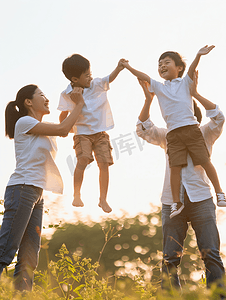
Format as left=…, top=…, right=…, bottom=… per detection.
left=109, top=59, right=127, bottom=83
left=190, top=70, right=216, bottom=110
left=138, top=79, right=155, bottom=122
left=122, top=60, right=151, bottom=83
left=188, top=45, right=215, bottom=79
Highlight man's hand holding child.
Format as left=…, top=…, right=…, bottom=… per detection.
left=138, top=79, right=155, bottom=102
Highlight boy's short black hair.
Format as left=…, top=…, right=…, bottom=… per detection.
left=62, top=54, right=90, bottom=81
left=159, top=51, right=186, bottom=78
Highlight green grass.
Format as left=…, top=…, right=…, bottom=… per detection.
left=1, top=243, right=225, bottom=300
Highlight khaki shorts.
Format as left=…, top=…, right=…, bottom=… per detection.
left=73, top=132, right=114, bottom=166
left=166, top=124, right=210, bottom=168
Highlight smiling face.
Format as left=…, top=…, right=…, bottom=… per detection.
left=26, top=88, right=50, bottom=116
left=71, top=67, right=93, bottom=89
left=158, top=56, right=183, bottom=81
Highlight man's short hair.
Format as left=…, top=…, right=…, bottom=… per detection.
left=62, top=54, right=90, bottom=80
left=159, top=51, right=186, bottom=78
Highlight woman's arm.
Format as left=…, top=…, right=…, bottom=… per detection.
left=59, top=111, right=74, bottom=134
left=28, top=92, right=84, bottom=136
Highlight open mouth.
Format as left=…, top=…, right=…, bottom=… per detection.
left=161, top=69, right=167, bottom=75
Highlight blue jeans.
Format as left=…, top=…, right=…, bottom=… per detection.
left=162, top=193, right=225, bottom=289
left=0, top=184, right=44, bottom=291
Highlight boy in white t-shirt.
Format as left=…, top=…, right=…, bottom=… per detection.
left=121, top=46, right=226, bottom=218
left=58, top=54, right=125, bottom=213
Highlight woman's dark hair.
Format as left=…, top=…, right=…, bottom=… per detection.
left=62, top=54, right=90, bottom=80
left=193, top=99, right=202, bottom=124
left=5, top=84, right=38, bottom=139
left=159, top=51, right=186, bottom=78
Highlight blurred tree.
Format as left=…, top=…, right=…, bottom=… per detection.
left=38, top=209, right=202, bottom=286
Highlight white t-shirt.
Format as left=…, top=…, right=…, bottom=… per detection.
left=136, top=106, right=225, bottom=204
left=58, top=76, right=114, bottom=135
left=7, top=116, right=63, bottom=194
left=149, top=74, right=199, bottom=132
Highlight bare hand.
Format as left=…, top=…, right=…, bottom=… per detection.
left=117, top=58, right=128, bottom=70
left=70, top=89, right=84, bottom=105
left=138, top=78, right=155, bottom=100
left=197, top=45, right=215, bottom=56
left=120, top=58, right=130, bottom=69
left=138, top=78, right=150, bottom=89
left=190, top=70, right=199, bottom=96
left=71, top=86, right=83, bottom=93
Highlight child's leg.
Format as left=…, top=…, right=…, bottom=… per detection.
left=201, top=161, right=222, bottom=193
left=72, top=134, right=94, bottom=207
left=170, top=166, right=183, bottom=203
left=73, top=157, right=89, bottom=207
left=97, top=162, right=112, bottom=213
left=169, top=166, right=185, bottom=219
left=182, top=123, right=226, bottom=206
left=93, top=132, right=113, bottom=213
left=166, top=128, right=186, bottom=205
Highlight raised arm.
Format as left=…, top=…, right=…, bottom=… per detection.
left=190, top=70, right=216, bottom=110
left=138, top=79, right=155, bottom=122
left=122, top=60, right=151, bottom=83
left=136, top=79, right=167, bottom=149
left=187, top=45, right=215, bottom=79
left=109, top=59, right=127, bottom=83
left=28, top=91, right=84, bottom=136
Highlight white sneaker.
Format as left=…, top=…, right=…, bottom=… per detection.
left=217, top=192, right=226, bottom=207
left=170, top=202, right=185, bottom=219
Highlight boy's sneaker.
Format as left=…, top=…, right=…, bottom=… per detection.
left=216, top=192, right=226, bottom=207
left=170, top=202, right=185, bottom=219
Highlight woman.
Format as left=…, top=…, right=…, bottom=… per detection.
left=0, top=84, right=84, bottom=290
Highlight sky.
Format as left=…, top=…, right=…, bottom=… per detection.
left=0, top=0, right=226, bottom=248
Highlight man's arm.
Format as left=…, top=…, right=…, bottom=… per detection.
left=190, top=70, right=216, bottom=110
left=109, top=59, right=127, bottom=83
left=187, top=45, right=215, bottom=79
left=122, top=60, right=151, bottom=83
left=138, top=79, right=155, bottom=122
left=136, top=79, right=167, bottom=149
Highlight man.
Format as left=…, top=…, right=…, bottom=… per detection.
left=136, top=74, right=225, bottom=291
